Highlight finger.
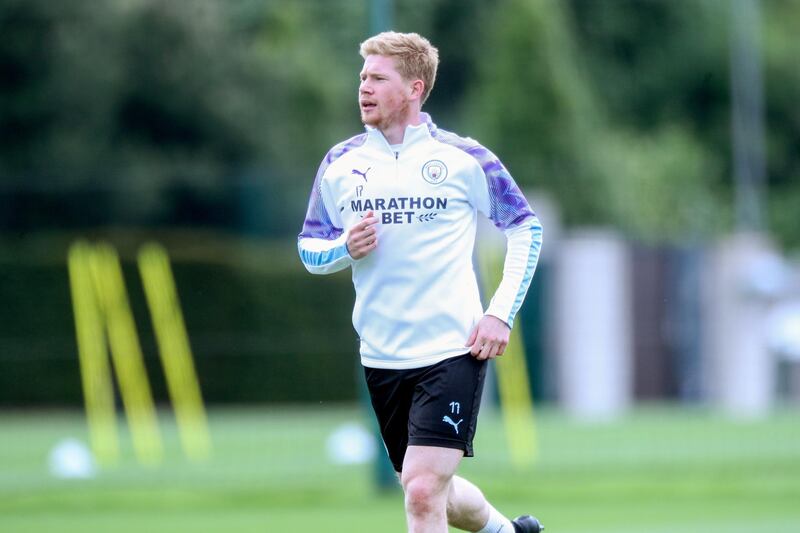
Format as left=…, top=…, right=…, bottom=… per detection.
left=348, top=229, right=374, bottom=258
left=473, top=335, right=489, bottom=358
left=465, top=326, right=478, bottom=347
left=362, top=211, right=378, bottom=225
left=486, top=343, right=501, bottom=359
left=356, top=234, right=378, bottom=254
left=355, top=225, right=374, bottom=241
left=364, top=233, right=378, bottom=246
left=478, top=342, right=494, bottom=360
left=469, top=341, right=482, bottom=357
left=468, top=330, right=484, bottom=355
left=355, top=212, right=377, bottom=230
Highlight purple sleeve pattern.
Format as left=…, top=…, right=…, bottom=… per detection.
left=299, top=133, right=368, bottom=240
left=432, top=128, right=534, bottom=230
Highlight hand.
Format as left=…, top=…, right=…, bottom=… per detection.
left=347, top=210, right=379, bottom=259
left=465, top=315, right=510, bottom=360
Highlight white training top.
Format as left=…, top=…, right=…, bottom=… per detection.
left=298, top=113, right=542, bottom=370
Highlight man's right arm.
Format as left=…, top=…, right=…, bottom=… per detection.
left=297, top=172, right=353, bottom=275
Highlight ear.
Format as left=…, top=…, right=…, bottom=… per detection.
left=409, top=79, right=425, bottom=101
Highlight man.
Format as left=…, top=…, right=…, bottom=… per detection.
left=298, top=32, right=543, bottom=533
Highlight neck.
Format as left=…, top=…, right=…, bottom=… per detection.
left=380, top=110, right=423, bottom=145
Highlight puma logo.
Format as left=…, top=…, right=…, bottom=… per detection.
left=442, top=415, right=464, bottom=434
left=351, top=167, right=371, bottom=182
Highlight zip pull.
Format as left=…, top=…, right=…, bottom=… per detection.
left=395, top=151, right=399, bottom=160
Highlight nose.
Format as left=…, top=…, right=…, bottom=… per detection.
left=359, top=79, right=372, bottom=94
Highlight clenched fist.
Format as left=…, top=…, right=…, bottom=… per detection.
left=347, top=210, right=379, bottom=259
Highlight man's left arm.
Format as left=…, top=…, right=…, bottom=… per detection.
left=465, top=147, right=543, bottom=360
left=484, top=217, right=543, bottom=328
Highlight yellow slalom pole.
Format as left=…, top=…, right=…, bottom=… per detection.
left=68, top=241, right=119, bottom=466
left=138, top=243, right=211, bottom=462
left=478, top=245, right=538, bottom=469
left=90, top=243, right=163, bottom=467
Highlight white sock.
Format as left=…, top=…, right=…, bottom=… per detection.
left=477, top=505, right=515, bottom=533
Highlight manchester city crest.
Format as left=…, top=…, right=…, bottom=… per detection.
left=421, top=160, right=448, bottom=185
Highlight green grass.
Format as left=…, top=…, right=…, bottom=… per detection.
left=1, top=404, right=799, bottom=532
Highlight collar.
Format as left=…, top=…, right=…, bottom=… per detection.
left=364, top=112, right=438, bottom=153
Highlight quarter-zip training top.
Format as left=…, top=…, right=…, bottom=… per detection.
left=298, top=113, right=543, bottom=370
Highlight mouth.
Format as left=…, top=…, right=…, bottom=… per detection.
left=360, top=101, right=377, bottom=112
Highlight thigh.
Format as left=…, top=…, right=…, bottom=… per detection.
left=401, top=444, right=464, bottom=484
left=408, top=354, right=487, bottom=457
left=364, top=365, right=416, bottom=472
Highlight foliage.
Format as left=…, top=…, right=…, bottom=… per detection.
left=571, top=0, right=798, bottom=247
left=464, top=0, right=613, bottom=228
left=0, top=0, right=363, bottom=234
left=466, top=0, right=724, bottom=243
left=1, top=0, right=798, bottom=246
left=1, top=1, right=799, bottom=407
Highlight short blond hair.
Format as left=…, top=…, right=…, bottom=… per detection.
left=359, top=31, right=439, bottom=104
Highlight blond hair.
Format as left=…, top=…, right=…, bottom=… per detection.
left=359, top=31, right=439, bottom=104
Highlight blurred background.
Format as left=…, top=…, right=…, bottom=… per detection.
left=1, top=0, right=798, bottom=532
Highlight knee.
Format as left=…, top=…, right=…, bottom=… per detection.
left=402, top=472, right=448, bottom=517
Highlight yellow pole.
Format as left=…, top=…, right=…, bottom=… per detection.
left=138, top=243, right=211, bottom=461
left=478, top=246, right=538, bottom=468
left=90, top=243, right=163, bottom=466
left=68, top=241, right=119, bottom=466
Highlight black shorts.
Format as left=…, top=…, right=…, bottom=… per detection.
left=364, top=353, right=488, bottom=472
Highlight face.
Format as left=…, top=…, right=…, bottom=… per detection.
left=359, top=55, right=417, bottom=131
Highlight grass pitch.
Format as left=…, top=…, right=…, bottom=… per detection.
left=1, top=404, right=798, bottom=532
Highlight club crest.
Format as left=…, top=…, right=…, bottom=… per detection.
left=421, top=160, right=448, bottom=185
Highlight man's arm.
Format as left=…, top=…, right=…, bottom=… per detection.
left=297, top=165, right=379, bottom=274
left=465, top=145, right=544, bottom=358
left=345, top=211, right=379, bottom=260
left=297, top=165, right=353, bottom=274
left=484, top=216, right=543, bottom=327
left=466, top=216, right=543, bottom=360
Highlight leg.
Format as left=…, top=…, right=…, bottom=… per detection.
left=448, top=476, right=546, bottom=533
left=446, top=475, right=491, bottom=531
left=401, top=445, right=463, bottom=533
left=402, top=447, right=518, bottom=533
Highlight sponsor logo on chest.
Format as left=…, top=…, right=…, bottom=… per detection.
left=347, top=159, right=452, bottom=224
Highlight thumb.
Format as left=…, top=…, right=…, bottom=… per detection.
left=465, top=325, right=478, bottom=347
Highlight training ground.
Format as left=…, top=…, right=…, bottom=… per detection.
left=1, top=405, right=798, bottom=532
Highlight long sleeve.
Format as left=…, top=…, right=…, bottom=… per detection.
left=297, top=165, right=353, bottom=275
left=484, top=214, right=543, bottom=327
left=467, top=145, right=543, bottom=328
left=298, top=133, right=369, bottom=275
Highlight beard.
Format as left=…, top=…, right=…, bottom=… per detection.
left=361, top=100, right=410, bottom=131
